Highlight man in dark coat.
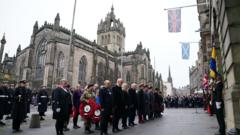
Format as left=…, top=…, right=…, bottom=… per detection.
left=111, top=78, right=124, bottom=132
left=153, top=88, right=160, bottom=118
left=0, top=84, right=7, bottom=126
left=121, top=83, right=130, bottom=129
left=143, top=85, right=150, bottom=121
left=214, top=75, right=226, bottom=135
left=5, top=84, right=15, bottom=119
left=25, top=83, right=32, bottom=118
left=12, top=80, right=27, bottom=133
left=99, top=80, right=113, bottom=135
left=148, top=87, right=155, bottom=120
left=72, top=84, right=82, bottom=129
left=128, top=83, right=138, bottom=126
left=37, top=86, right=49, bottom=120
left=52, top=79, right=70, bottom=135
left=137, top=83, right=145, bottom=123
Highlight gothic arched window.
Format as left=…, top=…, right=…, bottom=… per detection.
left=35, top=40, right=47, bottom=80
left=97, top=62, right=105, bottom=85
left=78, top=56, right=87, bottom=83
left=57, top=52, right=64, bottom=79
left=126, top=71, right=131, bottom=84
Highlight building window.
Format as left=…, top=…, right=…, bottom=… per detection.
left=126, top=71, right=131, bottom=83
left=97, top=62, right=105, bottom=85
left=57, top=52, right=64, bottom=79
left=78, top=56, right=87, bottom=83
left=35, top=40, right=47, bottom=80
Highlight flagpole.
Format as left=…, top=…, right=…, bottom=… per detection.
left=67, top=0, right=77, bottom=84
left=164, top=2, right=208, bottom=11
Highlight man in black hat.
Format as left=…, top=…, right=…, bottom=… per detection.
left=37, top=86, right=49, bottom=120
left=12, top=80, right=27, bottom=133
left=214, top=74, right=226, bottom=135
left=52, top=79, right=70, bottom=135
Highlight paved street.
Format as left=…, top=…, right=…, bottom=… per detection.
left=0, top=108, right=218, bottom=135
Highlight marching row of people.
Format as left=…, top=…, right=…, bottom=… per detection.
left=52, top=78, right=164, bottom=135
left=0, top=78, right=164, bottom=135
left=164, top=95, right=204, bottom=108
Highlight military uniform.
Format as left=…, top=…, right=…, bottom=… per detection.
left=52, top=87, right=70, bottom=135
left=5, top=87, right=14, bottom=117
left=0, top=86, right=8, bottom=125
left=37, top=88, right=49, bottom=120
left=12, top=85, right=27, bottom=132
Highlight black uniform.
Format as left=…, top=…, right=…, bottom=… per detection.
left=137, top=89, right=145, bottom=123
left=149, top=91, right=155, bottom=119
left=25, top=88, right=32, bottom=116
left=12, top=86, right=27, bottom=131
left=99, top=87, right=112, bottom=135
left=111, top=85, right=123, bottom=131
left=52, top=87, right=70, bottom=135
left=128, top=88, right=137, bottom=126
left=121, top=90, right=130, bottom=128
left=214, top=81, right=225, bottom=135
left=5, top=87, right=14, bottom=116
left=37, top=88, right=49, bottom=118
left=0, top=86, right=7, bottom=124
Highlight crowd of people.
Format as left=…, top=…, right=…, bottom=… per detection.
left=164, top=95, right=204, bottom=108
left=0, top=78, right=164, bottom=135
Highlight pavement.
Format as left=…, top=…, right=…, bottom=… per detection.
left=0, top=107, right=218, bottom=135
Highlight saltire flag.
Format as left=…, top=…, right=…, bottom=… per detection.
left=168, top=9, right=181, bottom=32
left=209, top=46, right=217, bottom=78
left=181, top=42, right=190, bottom=60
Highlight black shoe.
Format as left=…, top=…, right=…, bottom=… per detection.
left=112, top=128, right=118, bottom=133
left=122, top=126, right=129, bottom=129
left=85, top=130, right=94, bottom=134
left=64, top=128, right=70, bottom=132
left=116, top=128, right=122, bottom=132
left=0, top=121, right=6, bottom=126
left=22, top=119, right=27, bottom=122
left=73, top=125, right=81, bottom=129
left=40, top=117, right=45, bottom=121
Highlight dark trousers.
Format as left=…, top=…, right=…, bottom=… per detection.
left=55, top=119, right=65, bottom=135
left=73, top=112, right=79, bottom=126
left=39, top=112, right=45, bottom=117
left=100, top=114, right=111, bottom=133
left=122, top=109, right=128, bottom=127
left=112, top=108, right=121, bottom=130
left=12, top=118, right=21, bottom=130
left=216, top=102, right=225, bottom=134
left=128, top=107, right=136, bottom=124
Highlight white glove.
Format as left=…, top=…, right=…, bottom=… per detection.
left=56, top=108, right=61, bottom=112
left=216, top=102, right=221, bottom=109
left=209, top=101, right=212, bottom=105
left=8, top=101, right=11, bottom=104
left=38, top=103, right=41, bottom=105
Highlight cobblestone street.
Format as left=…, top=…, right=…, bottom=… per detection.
left=0, top=108, right=218, bottom=135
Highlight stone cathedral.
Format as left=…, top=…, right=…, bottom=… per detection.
left=0, top=7, right=163, bottom=89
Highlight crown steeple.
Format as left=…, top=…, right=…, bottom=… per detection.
left=0, top=33, right=6, bottom=62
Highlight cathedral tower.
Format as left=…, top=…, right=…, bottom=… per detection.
left=97, top=6, right=125, bottom=53
left=168, top=65, right=173, bottom=84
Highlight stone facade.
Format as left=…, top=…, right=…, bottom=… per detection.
left=197, top=0, right=240, bottom=131
left=9, top=7, right=162, bottom=89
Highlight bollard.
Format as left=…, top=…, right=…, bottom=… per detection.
left=29, top=113, right=40, bottom=128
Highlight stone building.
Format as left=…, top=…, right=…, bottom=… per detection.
left=197, top=0, right=240, bottom=132
left=163, top=66, right=175, bottom=96
left=189, top=61, right=202, bottom=94
left=10, top=7, right=162, bottom=89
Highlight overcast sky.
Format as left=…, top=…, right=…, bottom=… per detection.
left=0, top=0, right=200, bottom=88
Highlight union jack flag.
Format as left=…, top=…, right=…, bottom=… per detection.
left=168, top=9, right=181, bottom=32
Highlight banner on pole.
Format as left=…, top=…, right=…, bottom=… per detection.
left=168, top=9, right=181, bottom=33
left=181, top=42, right=190, bottom=60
